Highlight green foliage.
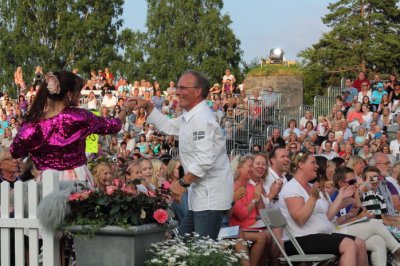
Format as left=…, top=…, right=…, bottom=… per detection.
left=299, top=0, right=400, bottom=99
left=65, top=184, right=170, bottom=237
left=0, top=0, right=243, bottom=91
left=143, top=0, right=242, bottom=88
left=246, top=64, right=302, bottom=78
left=0, top=0, right=124, bottom=91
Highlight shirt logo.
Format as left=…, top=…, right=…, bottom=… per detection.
left=193, top=131, right=205, bottom=141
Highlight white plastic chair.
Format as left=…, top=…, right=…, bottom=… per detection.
left=260, top=208, right=337, bottom=266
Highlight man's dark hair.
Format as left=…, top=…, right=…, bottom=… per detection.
left=182, top=70, right=210, bottom=99
left=269, top=146, right=286, bottom=161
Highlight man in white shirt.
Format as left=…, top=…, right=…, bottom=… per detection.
left=390, top=131, right=400, bottom=160
left=321, top=140, right=339, bottom=160
left=132, top=70, right=233, bottom=239
left=101, top=90, right=117, bottom=109
left=263, top=147, right=290, bottom=207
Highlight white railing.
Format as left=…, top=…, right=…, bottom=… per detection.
left=0, top=172, right=59, bottom=266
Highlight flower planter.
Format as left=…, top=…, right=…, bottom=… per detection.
left=68, top=222, right=177, bottom=266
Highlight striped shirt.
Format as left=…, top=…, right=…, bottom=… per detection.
left=361, top=190, right=387, bottom=219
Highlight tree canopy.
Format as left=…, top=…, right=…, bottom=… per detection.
left=143, top=0, right=242, bottom=87
left=0, top=0, right=124, bottom=91
left=299, top=0, right=400, bottom=102
left=0, top=0, right=242, bottom=92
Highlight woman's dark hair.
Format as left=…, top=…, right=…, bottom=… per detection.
left=19, top=157, right=36, bottom=182
left=331, top=157, right=346, bottom=168
left=315, top=156, right=328, bottom=182
left=287, top=119, right=297, bottom=128
left=26, top=71, right=84, bottom=122
left=305, top=120, right=314, bottom=129
left=333, top=166, right=354, bottom=189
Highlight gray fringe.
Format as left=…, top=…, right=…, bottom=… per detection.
left=37, top=181, right=86, bottom=234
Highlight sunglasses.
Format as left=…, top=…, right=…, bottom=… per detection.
left=346, top=179, right=357, bottom=185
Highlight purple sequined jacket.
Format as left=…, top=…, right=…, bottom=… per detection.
left=10, top=107, right=121, bottom=170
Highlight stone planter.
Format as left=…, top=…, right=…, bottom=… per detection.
left=68, top=222, right=177, bottom=266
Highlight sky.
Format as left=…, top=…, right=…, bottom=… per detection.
left=121, top=0, right=331, bottom=63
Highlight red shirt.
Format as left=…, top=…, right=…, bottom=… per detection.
left=229, top=183, right=258, bottom=228
left=352, top=79, right=370, bottom=92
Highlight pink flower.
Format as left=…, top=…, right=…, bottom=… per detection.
left=106, top=186, right=117, bottom=195
left=68, top=193, right=81, bottom=201
left=79, top=190, right=92, bottom=200
left=153, top=209, right=168, bottom=224
left=121, top=186, right=137, bottom=195
left=68, top=190, right=93, bottom=201
left=112, top=179, right=121, bottom=187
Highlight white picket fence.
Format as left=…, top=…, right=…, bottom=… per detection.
left=0, top=172, right=60, bottom=266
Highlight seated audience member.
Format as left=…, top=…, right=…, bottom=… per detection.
left=283, top=119, right=301, bottom=141
left=359, top=166, right=400, bottom=241
left=164, top=158, right=188, bottom=225
left=279, top=152, right=367, bottom=265
left=229, top=155, right=272, bottom=266
left=92, top=162, right=112, bottom=191
left=332, top=167, right=400, bottom=266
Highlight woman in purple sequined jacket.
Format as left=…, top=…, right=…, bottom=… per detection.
left=10, top=71, right=134, bottom=186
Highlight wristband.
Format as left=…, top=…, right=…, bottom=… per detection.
left=179, top=178, right=190, bottom=188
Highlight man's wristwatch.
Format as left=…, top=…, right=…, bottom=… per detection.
left=178, top=178, right=190, bottom=188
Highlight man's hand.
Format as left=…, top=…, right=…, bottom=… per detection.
left=125, top=97, right=154, bottom=114
left=171, top=179, right=187, bottom=204
left=268, top=180, right=283, bottom=200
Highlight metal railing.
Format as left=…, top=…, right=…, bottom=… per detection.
left=233, top=108, right=250, bottom=148
left=314, top=95, right=334, bottom=119
left=230, top=149, right=250, bottom=159
left=265, top=125, right=285, bottom=137
left=327, top=86, right=342, bottom=99
left=298, top=105, right=315, bottom=121
left=249, top=136, right=267, bottom=152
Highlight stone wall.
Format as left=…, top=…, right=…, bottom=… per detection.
left=244, top=75, right=303, bottom=117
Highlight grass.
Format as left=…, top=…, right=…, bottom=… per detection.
left=246, top=64, right=302, bottom=77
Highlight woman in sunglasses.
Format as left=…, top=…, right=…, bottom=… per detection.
left=332, top=166, right=400, bottom=266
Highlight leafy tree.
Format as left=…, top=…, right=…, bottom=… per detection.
left=112, top=29, right=147, bottom=83
left=299, top=0, right=400, bottom=97
left=143, top=0, right=242, bottom=87
left=0, top=0, right=124, bottom=93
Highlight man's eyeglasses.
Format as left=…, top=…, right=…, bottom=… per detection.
left=177, top=86, right=198, bottom=90
left=377, top=161, right=391, bottom=166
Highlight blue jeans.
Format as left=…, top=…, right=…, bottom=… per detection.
left=172, top=191, right=188, bottom=225
left=178, top=209, right=226, bottom=240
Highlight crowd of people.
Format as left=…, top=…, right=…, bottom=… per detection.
left=4, top=66, right=400, bottom=265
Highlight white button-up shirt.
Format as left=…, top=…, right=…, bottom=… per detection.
left=262, top=167, right=288, bottom=207
left=147, top=100, right=233, bottom=211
